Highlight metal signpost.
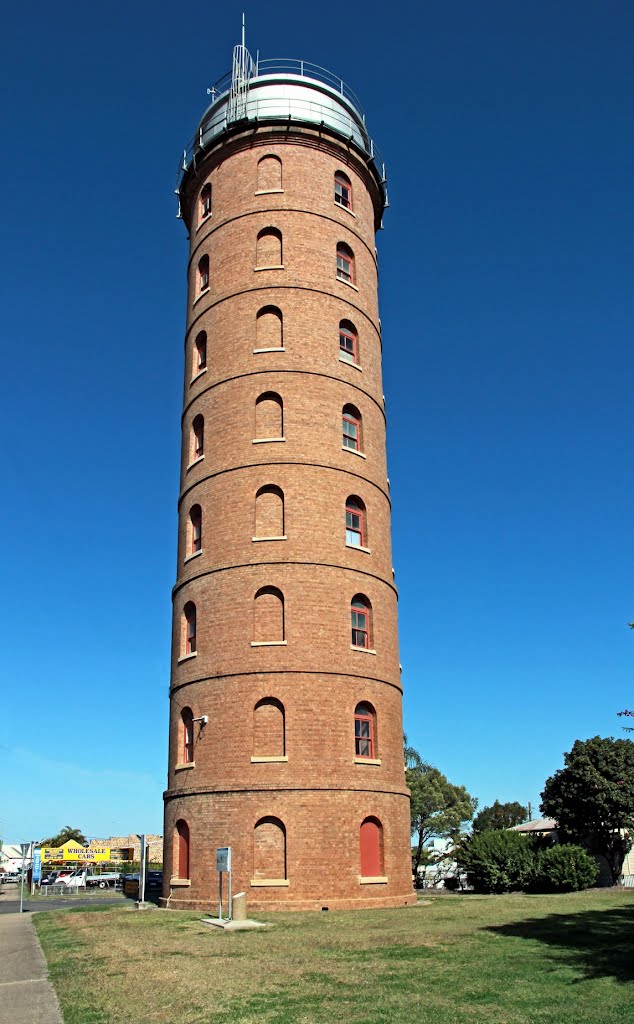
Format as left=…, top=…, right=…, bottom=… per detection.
left=216, top=847, right=232, bottom=921
left=19, top=843, right=30, bottom=913
left=138, top=835, right=147, bottom=903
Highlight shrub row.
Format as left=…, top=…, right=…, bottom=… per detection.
left=455, top=831, right=598, bottom=893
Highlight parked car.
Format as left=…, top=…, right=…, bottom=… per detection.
left=40, top=871, right=61, bottom=887
left=0, top=872, right=20, bottom=884
left=123, top=871, right=163, bottom=898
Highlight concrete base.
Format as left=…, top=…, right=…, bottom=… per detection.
left=134, top=901, right=157, bottom=911
left=201, top=917, right=269, bottom=931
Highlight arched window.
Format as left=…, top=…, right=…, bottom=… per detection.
left=257, top=154, right=282, bottom=192
left=359, top=817, right=383, bottom=877
left=255, top=392, right=284, bottom=440
left=336, top=242, right=354, bottom=284
left=189, top=505, right=202, bottom=555
left=345, top=496, right=366, bottom=548
left=253, top=698, right=286, bottom=758
left=254, top=586, right=284, bottom=644
left=191, top=415, right=204, bottom=461
left=334, top=171, right=352, bottom=210
left=253, top=817, right=286, bottom=881
left=255, top=485, right=284, bottom=539
left=174, top=819, right=190, bottom=879
left=183, top=601, right=197, bottom=655
left=256, top=228, right=283, bottom=268
left=256, top=306, right=283, bottom=350
left=339, top=320, right=358, bottom=365
left=194, top=331, right=207, bottom=374
left=351, top=594, right=371, bottom=650
left=342, top=404, right=361, bottom=452
left=181, top=707, right=194, bottom=764
left=354, top=702, right=376, bottom=759
left=198, top=255, right=209, bottom=292
left=200, top=183, right=211, bottom=221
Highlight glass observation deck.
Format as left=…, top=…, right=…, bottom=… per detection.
left=177, top=58, right=388, bottom=212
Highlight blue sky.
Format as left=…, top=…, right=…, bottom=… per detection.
left=1, top=0, right=632, bottom=842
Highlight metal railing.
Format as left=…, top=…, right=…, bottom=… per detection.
left=177, top=58, right=387, bottom=197
left=205, top=58, right=365, bottom=115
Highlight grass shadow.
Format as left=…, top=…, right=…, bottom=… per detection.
left=485, top=904, right=634, bottom=983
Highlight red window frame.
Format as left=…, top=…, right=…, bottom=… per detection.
left=351, top=598, right=369, bottom=649
left=190, top=506, right=202, bottom=553
left=346, top=499, right=364, bottom=547
left=355, top=705, right=374, bottom=758
left=336, top=246, right=354, bottom=284
left=182, top=710, right=194, bottom=763
left=339, top=325, right=357, bottom=364
left=334, top=172, right=352, bottom=210
left=193, top=417, right=204, bottom=458
left=198, top=256, right=209, bottom=291
left=184, top=604, right=197, bottom=654
left=200, top=184, right=211, bottom=220
left=342, top=412, right=360, bottom=451
left=195, top=333, right=207, bottom=371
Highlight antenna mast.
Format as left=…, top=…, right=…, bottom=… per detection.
left=228, top=13, right=256, bottom=123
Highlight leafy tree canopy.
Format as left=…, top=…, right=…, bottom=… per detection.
left=406, top=742, right=477, bottom=876
left=40, top=825, right=87, bottom=847
left=472, top=800, right=528, bottom=833
left=456, top=829, right=534, bottom=893
left=540, top=736, right=634, bottom=883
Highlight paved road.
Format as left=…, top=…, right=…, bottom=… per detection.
left=0, top=893, right=127, bottom=914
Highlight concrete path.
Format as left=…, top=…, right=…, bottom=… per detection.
left=0, top=911, right=62, bottom=1024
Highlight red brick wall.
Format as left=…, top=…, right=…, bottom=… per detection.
left=163, top=124, right=414, bottom=911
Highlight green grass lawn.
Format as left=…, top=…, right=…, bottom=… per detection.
left=35, top=889, right=634, bottom=1024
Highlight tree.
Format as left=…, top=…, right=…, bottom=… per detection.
left=540, top=736, right=634, bottom=884
left=456, top=830, right=535, bottom=893
left=472, top=800, right=528, bottom=833
left=40, top=825, right=87, bottom=847
left=406, top=744, right=477, bottom=877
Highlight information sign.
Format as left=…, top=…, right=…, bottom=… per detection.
left=216, top=847, right=231, bottom=872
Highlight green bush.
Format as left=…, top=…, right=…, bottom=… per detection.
left=457, top=830, right=535, bottom=893
left=533, top=844, right=599, bottom=892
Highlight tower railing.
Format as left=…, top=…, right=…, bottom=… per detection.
left=177, top=65, right=387, bottom=196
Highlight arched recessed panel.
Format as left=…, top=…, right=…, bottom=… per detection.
left=254, top=816, right=286, bottom=880
left=256, top=228, right=282, bottom=268
left=255, top=485, right=284, bottom=538
left=256, top=306, right=283, bottom=349
left=255, top=392, right=283, bottom=440
left=360, top=817, right=383, bottom=877
left=254, top=586, right=284, bottom=643
left=175, top=819, right=190, bottom=879
left=253, top=698, right=285, bottom=757
left=257, top=155, right=282, bottom=192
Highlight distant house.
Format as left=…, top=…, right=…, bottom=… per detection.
left=510, top=818, right=557, bottom=838
left=0, top=844, right=31, bottom=872
left=510, top=818, right=634, bottom=885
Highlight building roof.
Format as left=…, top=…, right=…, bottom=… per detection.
left=510, top=818, right=557, bottom=833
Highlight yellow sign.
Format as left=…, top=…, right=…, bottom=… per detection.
left=41, top=841, right=110, bottom=863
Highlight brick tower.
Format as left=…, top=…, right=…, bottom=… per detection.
left=162, top=43, right=415, bottom=911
